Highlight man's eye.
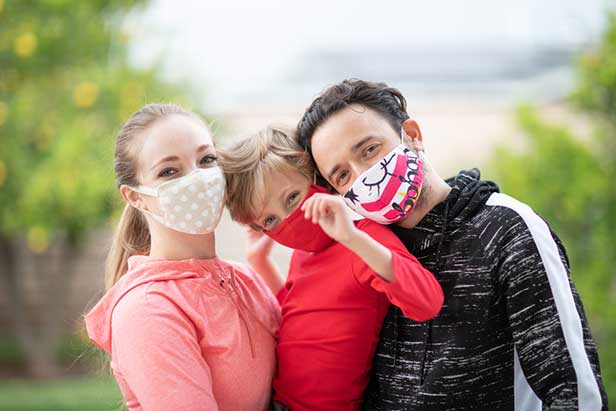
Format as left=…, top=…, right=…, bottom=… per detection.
left=364, top=145, right=379, bottom=157
left=336, top=171, right=349, bottom=186
left=200, top=155, right=217, bottom=165
left=158, top=168, right=177, bottom=178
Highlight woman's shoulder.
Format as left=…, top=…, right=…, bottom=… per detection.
left=222, top=259, right=273, bottom=295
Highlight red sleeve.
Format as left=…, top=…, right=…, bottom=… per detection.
left=351, top=219, right=444, bottom=322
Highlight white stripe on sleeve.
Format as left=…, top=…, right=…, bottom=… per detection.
left=487, top=193, right=602, bottom=410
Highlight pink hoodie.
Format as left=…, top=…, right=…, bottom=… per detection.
left=85, top=255, right=280, bottom=411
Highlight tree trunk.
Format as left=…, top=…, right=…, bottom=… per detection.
left=0, top=235, right=60, bottom=378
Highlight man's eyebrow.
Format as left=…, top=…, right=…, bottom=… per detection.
left=327, top=165, right=340, bottom=183
left=327, top=136, right=375, bottom=182
left=351, top=136, right=374, bottom=153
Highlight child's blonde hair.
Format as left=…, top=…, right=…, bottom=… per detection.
left=218, top=125, right=314, bottom=225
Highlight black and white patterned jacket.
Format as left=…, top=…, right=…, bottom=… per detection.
left=363, top=169, right=607, bottom=411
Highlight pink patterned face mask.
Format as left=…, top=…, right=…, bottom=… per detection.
left=343, top=145, right=424, bottom=224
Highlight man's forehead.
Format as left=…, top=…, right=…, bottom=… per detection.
left=314, top=105, right=394, bottom=146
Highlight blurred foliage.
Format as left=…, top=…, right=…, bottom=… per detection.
left=0, top=0, right=197, bottom=249
left=491, top=13, right=616, bottom=405
left=0, top=332, right=94, bottom=372
left=0, top=376, right=123, bottom=411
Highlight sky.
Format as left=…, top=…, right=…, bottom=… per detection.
left=124, top=0, right=615, bottom=112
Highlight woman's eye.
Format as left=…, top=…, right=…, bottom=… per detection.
left=200, top=155, right=217, bottom=165
left=158, top=168, right=177, bottom=178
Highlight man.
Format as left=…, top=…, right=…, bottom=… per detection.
left=296, top=79, right=607, bottom=410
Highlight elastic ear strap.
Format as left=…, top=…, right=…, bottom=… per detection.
left=131, top=185, right=157, bottom=197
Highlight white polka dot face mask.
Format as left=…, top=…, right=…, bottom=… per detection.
left=131, top=167, right=225, bottom=235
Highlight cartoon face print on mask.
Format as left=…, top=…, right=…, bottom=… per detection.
left=343, top=145, right=423, bottom=224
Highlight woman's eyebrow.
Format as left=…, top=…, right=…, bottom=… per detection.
left=150, top=155, right=179, bottom=170
left=197, top=144, right=213, bottom=152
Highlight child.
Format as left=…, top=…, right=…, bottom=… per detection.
left=84, top=104, right=280, bottom=411
left=219, top=126, right=443, bottom=411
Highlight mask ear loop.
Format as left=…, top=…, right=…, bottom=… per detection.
left=313, top=170, right=317, bottom=185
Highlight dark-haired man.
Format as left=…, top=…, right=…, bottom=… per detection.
left=297, top=79, right=607, bottom=410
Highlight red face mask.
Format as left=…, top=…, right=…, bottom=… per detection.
left=263, top=184, right=335, bottom=252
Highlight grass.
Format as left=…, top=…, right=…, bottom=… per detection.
left=0, top=376, right=123, bottom=411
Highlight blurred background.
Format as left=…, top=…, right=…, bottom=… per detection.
left=0, top=0, right=614, bottom=409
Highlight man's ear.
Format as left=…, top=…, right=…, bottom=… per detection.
left=119, top=185, right=147, bottom=212
left=402, top=119, right=424, bottom=152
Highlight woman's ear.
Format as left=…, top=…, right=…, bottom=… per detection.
left=120, top=185, right=146, bottom=212
left=402, top=119, right=424, bottom=152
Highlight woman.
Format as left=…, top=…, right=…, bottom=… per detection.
left=84, top=103, right=280, bottom=411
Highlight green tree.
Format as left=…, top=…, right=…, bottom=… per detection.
left=491, top=14, right=616, bottom=404
left=0, top=0, right=197, bottom=377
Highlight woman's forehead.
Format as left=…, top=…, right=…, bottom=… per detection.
left=139, top=116, right=212, bottom=164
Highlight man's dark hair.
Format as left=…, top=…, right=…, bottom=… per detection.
left=297, top=79, right=410, bottom=151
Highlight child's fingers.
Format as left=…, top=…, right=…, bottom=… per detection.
left=302, top=196, right=315, bottom=220
left=312, top=196, right=323, bottom=224
left=317, top=196, right=332, bottom=221
left=304, top=193, right=324, bottom=222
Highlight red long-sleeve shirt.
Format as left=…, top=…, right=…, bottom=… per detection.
left=273, top=219, right=443, bottom=411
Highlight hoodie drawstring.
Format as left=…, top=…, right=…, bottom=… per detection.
left=204, top=262, right=273, bottom=360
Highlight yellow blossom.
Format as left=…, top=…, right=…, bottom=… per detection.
left=73, top=81, right=99, bottom=108
left=14, top=32, right=37, bottom=58
left=27, top=226, right=49, bottom=253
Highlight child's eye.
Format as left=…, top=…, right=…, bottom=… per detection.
left=200, top=155, right=217, bottom=165
left=263, top=215, right=277, bottom=230
left=287, top=191, right=299, bottom=207
left=158, top=168, right=177, bottom=178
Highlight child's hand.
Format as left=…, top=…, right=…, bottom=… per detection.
left=301, top=193, right=359, bottom=245
left=245, top=227, right=274, bottom=264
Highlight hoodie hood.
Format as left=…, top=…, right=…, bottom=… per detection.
left=392, top=168, right=499, bottom=252
left=84, top=255, right=223, bottom=353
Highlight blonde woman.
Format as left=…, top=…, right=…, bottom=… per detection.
left=85, top=104, right=280, bottom=411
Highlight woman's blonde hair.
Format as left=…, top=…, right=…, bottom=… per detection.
left=105, top=103, right=206, bottom=290
left=218, top=125, right=314, bottom=225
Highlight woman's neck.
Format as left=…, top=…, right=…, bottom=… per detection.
left=148, top=225, right=217, bottom=261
